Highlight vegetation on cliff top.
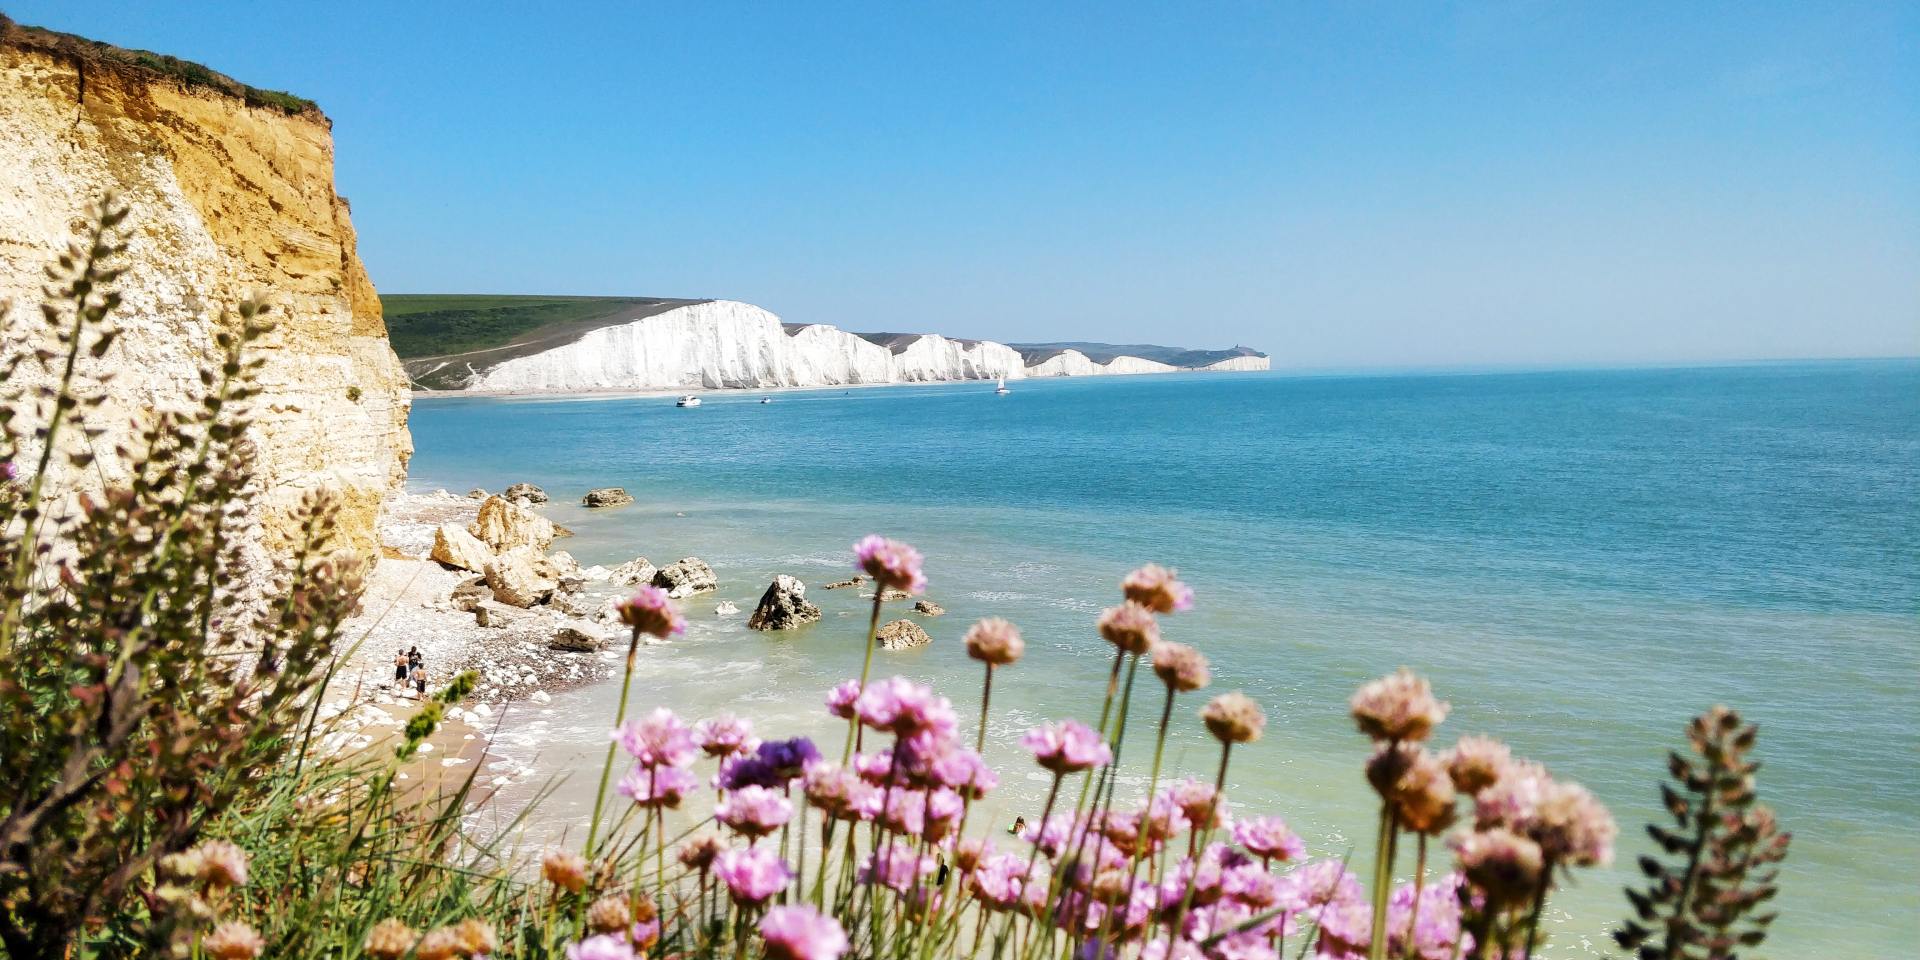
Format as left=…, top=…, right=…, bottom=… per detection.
left=0, top=15, right=318, bottom=116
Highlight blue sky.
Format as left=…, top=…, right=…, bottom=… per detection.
left=11, top=1, right=1917, bottom=367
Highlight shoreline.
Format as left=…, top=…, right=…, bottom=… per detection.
left=407, top=366, right=1267, bottom=402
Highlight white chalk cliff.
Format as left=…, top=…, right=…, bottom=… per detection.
left=454, top=299, right=1266, bottom=393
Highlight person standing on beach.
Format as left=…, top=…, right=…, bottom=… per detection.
left=410, top=661, right=427, bottom=697
left=393, top=649, right=408, bottom=684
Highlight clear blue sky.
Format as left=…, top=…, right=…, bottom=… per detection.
left=11, top=1, right=1917, bottom=367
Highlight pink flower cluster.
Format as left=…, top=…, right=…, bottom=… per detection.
left=854, top=535, right=926, bottom=594
left=613, top=708, right=700, bottom=808
left=1021, top=719, right=1113, bottom=774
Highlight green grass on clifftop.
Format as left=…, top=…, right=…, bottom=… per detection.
left=381, top=295, right=666, bottom=358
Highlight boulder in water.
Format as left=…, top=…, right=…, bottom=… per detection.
left=652, top=557, right=718, bottom=599
left=583, top=487, right=635, bottom=508
left=913, top=599, right=945, bottom=617
left=877, top=619, right=932, bottom=650
left=747, top=575, right=822, bottom=631
left=823, top=576, right=866, bottom=590
left=466, top=488, right=489, bottom=500
left=610, top=557, right=658, bottom=586
left=503, top=482, right=548, bottom=504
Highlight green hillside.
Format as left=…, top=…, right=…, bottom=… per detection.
left=381, top=295, right=673, bottom=358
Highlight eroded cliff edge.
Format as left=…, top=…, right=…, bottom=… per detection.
left=0, top=22, right=411, bottom=562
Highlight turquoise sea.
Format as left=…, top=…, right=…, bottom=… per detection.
left=408, top=361, right=1919, bottom=958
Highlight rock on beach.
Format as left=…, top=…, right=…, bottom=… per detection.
left=747, top=575, right=822, bottom=631
left=652, top=557, right=717, bottom=598
left=877, top=619, right=932, bottom=650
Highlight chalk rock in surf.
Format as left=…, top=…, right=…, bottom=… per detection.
left=609, top=557, right=658, bottom=586
left=503, top=482, right=548, bottom=504
left=583, top=487, right=635, bottom=508
left=652, top=557, right=718, bottom=599
left=747, top=575, right=822, bottom=631
left=877, top=619, right=932, bottom=650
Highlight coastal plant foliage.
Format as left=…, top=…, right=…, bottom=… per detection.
left=0, top=199, right=1791, bottom=960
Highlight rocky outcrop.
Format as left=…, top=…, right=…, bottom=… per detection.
left=651, top=557, right=717, bottom=599
left=503, top=482, right=548, bottom=504
left=877, top=619, right=932, bottom=650
left=484, top=547, right=556, bottom=608
left=0, top=24, right=411, bottom=567
left=549, top=622, right=606, bottom=652
left=469, top=495, right=555, bottom=553
left=430, top=524, right=495, bottom=572
left=610, top=557, right=658, bottom=586
left=1024, top=349, right=1178, bottom=377
left=824, top=577, right=866, bottom=590
left=913, top=600, right=945, bottom=617
left=583, top=487, right=634, bottom=507
left=747, top=575, right=822, bottom=631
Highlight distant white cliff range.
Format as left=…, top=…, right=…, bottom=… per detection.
left=402, top=298, right=1268, bottom=393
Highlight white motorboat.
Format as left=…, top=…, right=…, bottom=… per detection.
left=676, top=395, right=701, bottom=407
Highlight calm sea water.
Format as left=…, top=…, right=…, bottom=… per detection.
left=409, top=362, right=1919, bottom=958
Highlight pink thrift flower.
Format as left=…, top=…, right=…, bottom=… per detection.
left=853, top=535, right=927, bottom=593
left=697, top=714, right=758, bottom=757
left=854, top=676, right=957, bottom=738
left=1021, top=719, right=1112, bottom=774
left=716, top=784, right=795, bottom=839
left=968, top=853, right=1030, bottom=910
left=566, top=934, right=636, bottom=960
left=758, top=905, right=850, bottom=960
left=613, top=708, right=698, bottom=768
left=860, top=841, right=936, bottom=892
left=825, top=679, right=862, bottom=719
left=616, top=585, right=686, bottom=639
left=616, top=764, right=697, bottom=808
left=1121, top=564, right=1194, bottom=614
left=714, top=847, right=792, bottom=905
left=1233, top=815, right=1306, bottom=862
left=803, top=763, right=872, bottom=821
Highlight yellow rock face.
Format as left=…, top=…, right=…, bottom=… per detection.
left=0, top=36, right=411, bottom=567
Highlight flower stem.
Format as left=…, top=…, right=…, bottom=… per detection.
left=1168, top=741, right=1233, bottom=945
left=585, top=626, right=642, bottom=856
left=1368, top=801, right=1398, bottom=960
left=977, top=664, right=996, bottom=754
left=1405, top=834, right=1428, bottom=960
left=842, top=588, right=887, bottom=762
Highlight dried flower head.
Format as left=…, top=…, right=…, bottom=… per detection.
left=542, top=849, right=590, bottom=892
left=616, top=585, right=686, bottom=639
left=364, top=919, right=419, bottom=960
left=1366, top=744, right=1458, bottom=834
left=195, top=839, right=250, bottom=888
left=1440, top=735, right=1510, bottom=794
left=954, top=836, right=990, bottom=873
left=964, top=617, right=1025, bottom=666
left=1530, top=780, right=1616, bottom=866
left=1121, top=564, right=1194, bottom=614
left=1150, top=641, right=1210, bottom=692
left=588, top=893, right=634, bottom=933
left=452, top=918, right=498, bottom=957
left=1097, top=603, right=1160, bottom=654
left=1450, top=827, right=1544, bottom=907
left=1350, top=668, right=1450, bottom=743
left=1201, top=691, right=1266, bottom=744
left=202, top=922, right=265, bottom=960
left=853, top=535, right=926, bottom=593
left=678, top=833, right=728, bottom=871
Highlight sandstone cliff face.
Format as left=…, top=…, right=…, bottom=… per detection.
left=0, top=31, right=411, bottom=562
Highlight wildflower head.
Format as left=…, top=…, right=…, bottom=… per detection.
left=1150, top=641, right=1210, bottom=692
left=202, top=922, right=265, bottom=960
left=825, top=679, right=862, bottom=719
left=1022, top=719, right=1113, bottom=774
left=416, top=927, right=463, bottom=960
left=678, top=833, right=728, bottom=871
left=617, top=764, right=698, bottom=808
left=542, top=849, right=590, bottom=892
left=616, top=585, right=686, bottom=638
left=1201, top=691, right=1266, bottom=744
left=588, top=894, right=633, bottom=933
left=954, top=836, right=990, bottom=873
left=1350, top=668, right=1449, bottom=743
left=1440, top=735, right=1510, bottom=794
left=1366, top=744, right=1458, bottom=835
left=195, top=839, right=250, bottom=888
left=364, top=919, right=419, bottom=960
left=714, top=846, right=793, bottom=905
left=1097, top=603, right=1159, bottom=654
left=452, top=919, right=498, bottom=957
left=1450, top=827, right=1544, bottom=907
left=1530, top=780, right=1617, bottom=866
left=613, top=707, right=698, bottom=768
left=855, top=676, right=958, bottom=738
left=716, top=784, right=795, bottom=838
left=802, top=763, right=870, bottom=820
left=566, top=933, right=636, bottom=960
left=1231, top=815, right=1305, bottom=861
left=697, top=714, right=758, bottom=757
left=860, top=841, right=937, bottom=892
left=759, top=904, right=851, bottom=960
left=964, top=617, right=1025, bottom=666
left=853, top=535, right=926, bottom=593
left=1122, top=564, right=1194, bottom=614
left=755, top=736, right=823, bottom=780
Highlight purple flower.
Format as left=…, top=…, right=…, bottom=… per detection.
left=616, top=764, right=697, bottom=808
left=697, top=714, right=757, bottom=757
left=756, top=737, right=822, bottom=779
left=0, top=461, right=16, bottom=483
left=1232, top=815, right=1306, bottom=862
left=758, top=905, right=849, bottom=960
left=1387, top=872, right=1471, bottom=960
left=853, top=535, right=927, bottom=594
left=714, top=846, right=792, bottom=905
left=715, top=784, right=794, bottom=839
left=616, top=585, right=686, bottom=639
left=855, top=676, right=957, bottom=738
left=968, top=853, right=1030, bottom=910
left=565, top=934, right=636, bottom=960
left=612, top=708, right=698, bottom=768
left=859, top=840, right=936, bottom=892
left=1021, top=719, right=1112, bottom=774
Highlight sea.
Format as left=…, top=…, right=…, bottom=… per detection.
left=405, top=360, right=1919, bottom=958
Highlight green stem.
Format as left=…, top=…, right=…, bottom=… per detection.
left=1520, top=859, right=1554, bottom=960
left=842, top=587, right=887, bottom=762
left=977, top=664, right=996, bottom=754
left=585, top=626, right=643, bottom=856
left=1168, top=741, right=1233, bottom=945
left=1368, top=801, right=1398, bottom=960
left=1405, top=834, right=1428, bottom=960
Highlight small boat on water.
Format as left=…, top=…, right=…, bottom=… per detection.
left=676, top=395, right=701, bottom=408
left=760, top=397, right=772, bottom=404
left=995, top=377, right=1010, bottom=395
